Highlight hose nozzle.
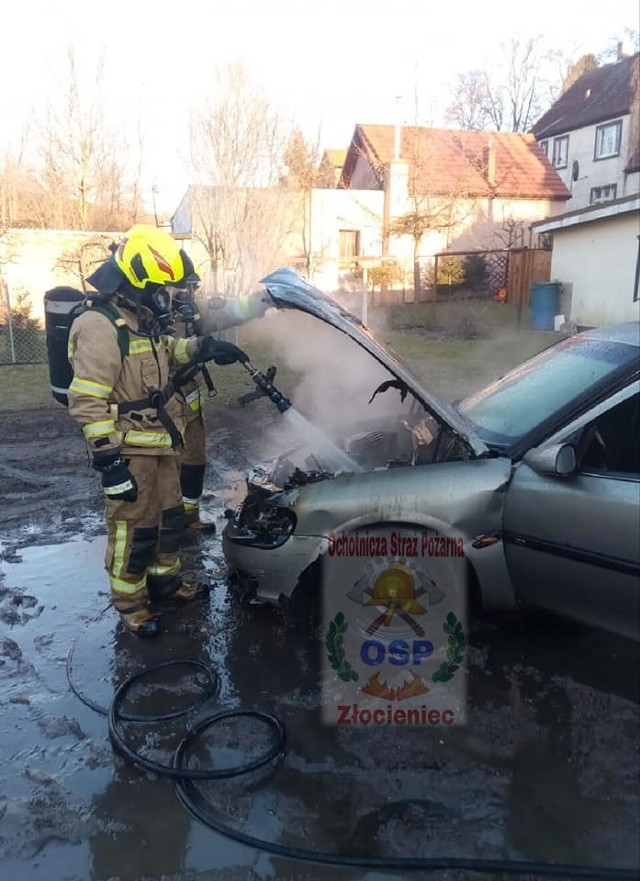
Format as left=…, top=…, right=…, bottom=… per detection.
left=239, top=361, right=291, bottom=413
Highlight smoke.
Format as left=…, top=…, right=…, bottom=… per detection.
left=239, top=309, right=420, bottom=468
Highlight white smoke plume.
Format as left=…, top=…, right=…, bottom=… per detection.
left=239, top=309, right=423, bottom=470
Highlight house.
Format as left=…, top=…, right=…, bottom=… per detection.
left=172, top=124, right=570, bottom=297
left=171, top=183, right=384, bottom=295
left=531, top=51, right=640, bottom=211
left=531, top=194, right=640, bottom=327
left=337, top=124, right=570, bottom=259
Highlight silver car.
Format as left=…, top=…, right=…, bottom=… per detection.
left=223, top=269, right=640, bottom=640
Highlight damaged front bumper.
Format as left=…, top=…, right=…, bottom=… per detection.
left=223, top=454, right=517, bottom=610
left=223, top=532, right=324, bottom=604
left=222, top=463, right=330, bottom=603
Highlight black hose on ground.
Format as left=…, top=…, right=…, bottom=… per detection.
left=66, top=645, right=218, bottom=721
left=67, top=646, right=638, bottom=880
left=108, top=663, right=284, bottom=780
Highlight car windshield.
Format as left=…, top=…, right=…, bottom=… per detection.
left=458, top=335, right=639, bottom=447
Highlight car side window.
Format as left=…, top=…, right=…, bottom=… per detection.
left=578, top=393, right=640, bottom=476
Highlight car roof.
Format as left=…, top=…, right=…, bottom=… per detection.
left=579, top=322, right=640, bottom=347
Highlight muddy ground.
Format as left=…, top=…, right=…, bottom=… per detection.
left=0, top=401, right=638, bottom=881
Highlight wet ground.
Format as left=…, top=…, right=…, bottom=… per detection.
left=0, top=404, right=639, bottom=881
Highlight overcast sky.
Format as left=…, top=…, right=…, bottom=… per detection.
left=1, top=0, right=638, bottom=213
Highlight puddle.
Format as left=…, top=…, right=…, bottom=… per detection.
left=0, top=532, right=638, bottom=880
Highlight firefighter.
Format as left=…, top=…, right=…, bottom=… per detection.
left=67, top=225, right=250, bottom=638
left=171, top=272, right=271, bottom=535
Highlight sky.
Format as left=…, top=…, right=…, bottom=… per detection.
left=1, top=0, right=638, bottom=214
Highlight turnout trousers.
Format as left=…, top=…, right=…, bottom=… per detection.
left=178, top=411, right=207, bottom=525
left=104, top=454, right=186, bottom=611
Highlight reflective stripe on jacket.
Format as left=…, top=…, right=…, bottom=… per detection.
left=68, top=303, right=199, bottom=456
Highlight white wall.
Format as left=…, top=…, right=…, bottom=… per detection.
left=549, top=211, right=640, bottom=326
left=624, top=171, right=640, bottom=197
left=0, top=229, right=121, bottom=324
left=540, top=116, right=639, bottom=210
left=308, top=189, right=384, bottom=289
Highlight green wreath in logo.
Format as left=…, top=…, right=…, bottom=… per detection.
left=432, top=612, right=466, bottom=683
left=326, top=612, right=359, bottom=682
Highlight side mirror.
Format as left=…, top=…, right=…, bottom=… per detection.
left=523, top=443, right=577, bottom=477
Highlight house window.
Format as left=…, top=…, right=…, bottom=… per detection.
left=552, top=136, right=569, bottom=169
left=594, top=120, right=622, bottom=160
left=339, top=229, right=361, bottom=266
left=590, top=184, right=618, bottom=205
left=539, top=140, right=549, bottom=158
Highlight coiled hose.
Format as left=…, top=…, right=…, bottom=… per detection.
left=66, top=647, right=637, bottom=879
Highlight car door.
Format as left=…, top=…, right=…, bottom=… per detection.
left=502, top=383, right=640, bottom=640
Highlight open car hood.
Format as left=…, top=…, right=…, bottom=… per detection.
left=260, top=267, right=489, bottom=458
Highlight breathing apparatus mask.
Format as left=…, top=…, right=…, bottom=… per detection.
left=169, top=273, right=202, bottom=336
left=121, top=282, right=176, bottom=337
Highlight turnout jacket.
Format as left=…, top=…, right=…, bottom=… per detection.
left=68, top=302, right=200, bottom=457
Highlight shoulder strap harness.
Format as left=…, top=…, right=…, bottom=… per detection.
left=86, top=298, right=184, bottom=449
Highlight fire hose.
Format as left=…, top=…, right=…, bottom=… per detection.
left=65, top=636, right=636, bottom=879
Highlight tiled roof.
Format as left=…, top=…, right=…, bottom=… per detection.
left=532, top=53, right=639, bottom=139
left=339, top=124, right=570, bottom=200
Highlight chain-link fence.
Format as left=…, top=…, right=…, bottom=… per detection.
left=0, top=307, right=47, bottom=364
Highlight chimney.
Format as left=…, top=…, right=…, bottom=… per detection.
left=483, top=136, right=496, bottom=189
left=393, top=122, right=401, bottom=161
left=617, top=40, right=632, bottom=61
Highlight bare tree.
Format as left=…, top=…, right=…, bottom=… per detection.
left=446, top=71, right=493, bottom=131
left=598, top=28, right=640, bottom=62
left=188, top=62, right=296, bottom=294
left=561, top=54, right=600, bottom=93
left=280, top=127, right=332, bottom=273
left=1, top=139, right=52, bottom=230
left=389, top=131, right=478, bottom=298
left=54, top=235, right=115, bottom=292
left=446, top=37, right=557, bottom=133
left=36, top=46, right=142, bottom=230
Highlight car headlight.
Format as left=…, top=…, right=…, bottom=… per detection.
left=226, top=495, right=297, bottom=549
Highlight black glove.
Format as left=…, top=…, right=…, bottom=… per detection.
left=198, top=337, right=250, bottom=366
left=92, top=450, right=138, bottom=503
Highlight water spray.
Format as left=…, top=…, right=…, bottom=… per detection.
left=238, top=360, right=292, bottom=413
left=237, top=359, right=358, bottom=472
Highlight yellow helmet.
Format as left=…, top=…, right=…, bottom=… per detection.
left=366, top=562, right=427, bottom=614
left=114, top=225, right=189, bottom=290
left=87, top=225, right=193, bottom=295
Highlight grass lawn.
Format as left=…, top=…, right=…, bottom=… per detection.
left=380, top=329, right=559, bottom=401
left=0, top=363, right=54, bottom=412
left=0, top=329, right=560, bottom=413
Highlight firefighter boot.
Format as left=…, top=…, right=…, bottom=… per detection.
left=114, top=601, right=159, bottom=638
left=171, top=570, right=212, bottom=602
left=148, top=570, right=211, bottom=605
left=184, top=506, right=217, bottom=535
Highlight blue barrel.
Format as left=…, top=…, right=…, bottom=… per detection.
left=529, top=282, right=560, bottom=331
